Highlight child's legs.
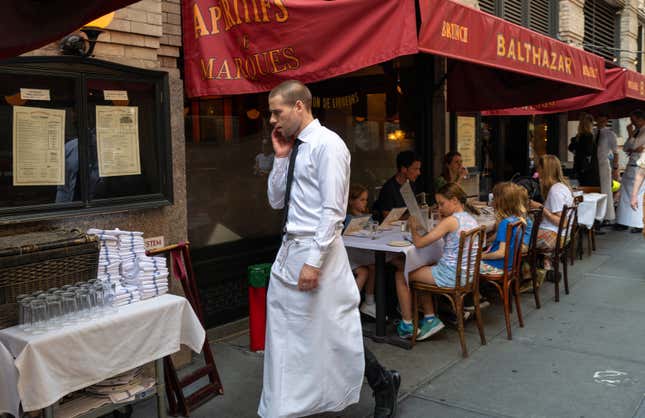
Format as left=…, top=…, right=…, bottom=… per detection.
left=365, top=264, right=375, bottom=296
left=354, top=266, right=369, bottom=291
left=536, top=229, right=557, bottom=269
left=409, top=266, right=438, bottom=317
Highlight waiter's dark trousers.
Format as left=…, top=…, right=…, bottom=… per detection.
left=364, top=345, right=387, bottom=389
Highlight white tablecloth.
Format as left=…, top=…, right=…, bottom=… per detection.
left=343, top=229, right=443, bottom=280
left=343, top=215, right=495, bottom=280
left=578, top=193, right=608, bottom=228
left=0, top=294, right=205, bottom=412
left=0, top=341, right=19, bottom=418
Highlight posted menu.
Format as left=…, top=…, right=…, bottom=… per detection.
left=96, top=106, right=141, bottom=177
left=12, top=106, right=65, bottom=186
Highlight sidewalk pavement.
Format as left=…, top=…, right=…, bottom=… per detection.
left=133, top=229, right=645, bottom=418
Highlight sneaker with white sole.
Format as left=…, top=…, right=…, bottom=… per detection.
left=417, top=316, right=445, bottom=341
left=464, top=300, right=490, bottom=312
left=395, top=320, right=419, bottom=339
left=360, top=302, right=376, bottom=318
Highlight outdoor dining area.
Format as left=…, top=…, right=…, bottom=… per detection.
left=343, top=154, right=610, bottom=355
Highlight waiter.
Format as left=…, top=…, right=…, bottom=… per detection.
left=260, top=80, right=388, bottom=418
left=616, top=109, right=645, bottom=233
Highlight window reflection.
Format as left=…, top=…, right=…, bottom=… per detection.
left=186, top=59, right=418, bottom=248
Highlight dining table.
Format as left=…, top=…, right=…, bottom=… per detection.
left=343, top=209, right=496, bottom=349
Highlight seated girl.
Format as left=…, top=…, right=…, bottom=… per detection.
left=394, top=183, right=479, bottom=340
left=344, top=184, right=376, bottom=318
left=480, top=182, right=532, bottom=275
left=529, top=155, right=573, bottom=274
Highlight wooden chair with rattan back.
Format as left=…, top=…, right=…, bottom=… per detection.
left=521, top=208, right=543, bottom=309
left=480, top=219, right=526, bottom=340
left=535, top=204, right=577, bottom=302
left=410, top=226, right=486, bottom=357
left=571, top=194, right=584, bottom=262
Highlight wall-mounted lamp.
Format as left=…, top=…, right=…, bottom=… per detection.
left=60, top=12, right=114, bottom=57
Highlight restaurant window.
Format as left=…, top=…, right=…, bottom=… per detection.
left=0, top=57, right=173, bottom=221
left=185, top=58, right=418, bottom=249
left=583, top=0, right=619, bottom=61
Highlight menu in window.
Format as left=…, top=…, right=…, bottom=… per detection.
left=12, top=106, right=65, bottom=186
left=96, top=106, right=141, bottom=177
left=457, top=116, right=476, bottom=168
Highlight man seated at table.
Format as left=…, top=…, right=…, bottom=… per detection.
left=373, top=150, right=422, bottom=222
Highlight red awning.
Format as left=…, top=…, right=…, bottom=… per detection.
left=182, top=0, right=418, bottom=97
left=418, top=0, right=606, bottom=112
left=0, top=1, right=139, bottom=59
left=482, top=67, right=645, bottom=118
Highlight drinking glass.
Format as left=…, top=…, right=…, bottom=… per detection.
left=103, top=281, right=118, bottom=314
left=16, top=294, right=30, bottom=303
left=61, top=284, right=73, bottom=290
left=45, top=296, right=63, bottom=329
left=61, top=292, right=78, bottom=325
left=93, top=283, right=106, bottom=314
left=76, top=290, right=92, bottom=320
left=47, top=287, right=59, bottom=295
left=368, top=219, right=379, bottom=240
left=30, top=299, right=48, bottom=334
left=36, top=293, right=49, bottom=301
left=85, top=287, right=100, bottom=318
left=19, top=297, right=35, bottom=332
left=31, top=290, right=45, bottom=298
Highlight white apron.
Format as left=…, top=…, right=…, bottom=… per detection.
left=258, top=234, right=364, bottom=418
left=598, top=158, right=615, bottom=221
left=616, top=165, right=645, bottom=228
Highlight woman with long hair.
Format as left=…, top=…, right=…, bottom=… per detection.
left=434, top=152, right=468, bottom=191
left=529, top=155, right=573, bottom=273
left=569, top=113, right=599, bottom=186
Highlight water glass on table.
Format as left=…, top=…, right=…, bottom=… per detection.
left=45, top=296, right=63, bottom=329
left=30, top=299, right=48, bottom=334
left=19, top=297, right=35, bottom=332
left=368, top=219, right=379, bottom=239
left=61, top=292, right=79, bottom=325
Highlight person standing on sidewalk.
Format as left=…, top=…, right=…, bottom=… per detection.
left=595, top=114, right=618, bottom=226
left=617, top=109, right=645, bottom=233
left=259, top=80, right=399, bottom=418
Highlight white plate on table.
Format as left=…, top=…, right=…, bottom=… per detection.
left=387, top=240, right=411, bottom=247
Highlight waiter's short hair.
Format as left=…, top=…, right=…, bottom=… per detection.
left=630, top=109, right=645, bottom=120
left=269, top=80, right=312, bottom=111
left=396, top=150, right=421, bottom=171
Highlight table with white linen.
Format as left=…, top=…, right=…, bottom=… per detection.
left=577, top=193, right=608, bottom=228
left=0, top=294, right=205, bottom=416
left=344, top=215, right=494, bottom=349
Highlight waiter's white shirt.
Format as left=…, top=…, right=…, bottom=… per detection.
left=596, top=127, right=617, bottom=162
left=268, top=118, right=349, bottom=268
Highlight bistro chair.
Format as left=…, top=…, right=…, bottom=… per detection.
left=521, top=208, right=544, bottom=309
left=480, top=220, right=526, bottom=340
left=410, top=226, right=486, bottom=357
left=535, top=204, right=577, bottom=303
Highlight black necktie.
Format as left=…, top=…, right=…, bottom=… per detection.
left=281, top=139, right=302, bottom=234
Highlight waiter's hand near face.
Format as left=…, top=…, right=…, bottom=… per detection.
left=271, top=127, right=295, bottom=158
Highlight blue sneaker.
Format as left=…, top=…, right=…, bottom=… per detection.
left=396, top=321, right=418, bottom=339
left=417, top=316, right=445, bottom=341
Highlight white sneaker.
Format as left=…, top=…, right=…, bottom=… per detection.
left=360, top=302, right=376, bottom=318
left=464, top=300, right=490, bottom=312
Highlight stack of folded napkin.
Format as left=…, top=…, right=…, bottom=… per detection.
left=88, top=228, right=169, bottom=305
left=114, top=284, right=141, bottom=307
left=121, top=255, right=169, bottom=300
left=87, top=229, right=123, bottom=284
